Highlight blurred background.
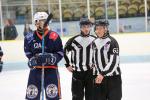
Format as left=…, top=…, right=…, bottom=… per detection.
left=1, top=0, right=150, bottom=39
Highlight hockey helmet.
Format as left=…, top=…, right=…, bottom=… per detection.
left=95, top=20, right=109, bottom=27
left=34, top=12, right=48, bottom=22
left=79, top=17, right=92, bottom=27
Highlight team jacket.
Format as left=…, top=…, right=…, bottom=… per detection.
left=24, top=29, right=63, bottom=67
left=92, top=35, right=121, bottom=76
left=64, top=34, right=96, bottom=71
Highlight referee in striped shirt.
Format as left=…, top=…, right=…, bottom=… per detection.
left=92, top=20, right=122, bottom=100
left=64, top=17, right=96, bottom=100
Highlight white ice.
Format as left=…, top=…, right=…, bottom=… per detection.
left=0, top=62, right=150, bottom=100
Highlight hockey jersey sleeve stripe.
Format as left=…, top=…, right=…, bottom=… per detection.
left=103, top=55, right=114, bottom=71
left=103, top=54, right=118, bottom=75
left=106, top=55, right=119, bottom=76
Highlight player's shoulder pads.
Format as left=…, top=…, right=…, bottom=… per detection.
left=25, top=32, right=34, bottom=43
left=49, top=31, right=58, bottom=41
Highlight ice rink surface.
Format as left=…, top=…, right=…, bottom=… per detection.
left=0, top=63, right=150, bottom=100
left=0, top=33, right=150, bottom=100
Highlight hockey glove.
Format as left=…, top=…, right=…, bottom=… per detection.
left=28, top=57, right=38, bottom=68
left=36, top=53, right=56, bottom=65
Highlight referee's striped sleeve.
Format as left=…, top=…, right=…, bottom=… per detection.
left=102, top=39, right=120, bottom=76
left=64, top=37, right=74, bottom=67
left=102, top=54, right=119, bottom=76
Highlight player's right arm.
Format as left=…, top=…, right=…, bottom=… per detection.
left=24, top=34, right=37, bottom=68
left=24, top=34, right=33, bottom=59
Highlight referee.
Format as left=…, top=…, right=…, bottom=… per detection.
left=92, top=20, right=122, bottom=100
left=64, top=17, right=96, bottom=100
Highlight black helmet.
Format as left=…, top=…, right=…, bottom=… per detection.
left=95, top=20, right=109, bottom=27
left=79, top=17, right=92, bottom=27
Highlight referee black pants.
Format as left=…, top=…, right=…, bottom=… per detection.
left=71, top=69, right=94, bottom=100
left=93, top=75, right=122, bottom=100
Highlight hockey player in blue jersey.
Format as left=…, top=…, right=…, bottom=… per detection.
left=24, top=12, right=63, bottom=100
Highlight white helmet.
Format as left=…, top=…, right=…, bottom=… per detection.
left=34, top=12, right=48, bottom=22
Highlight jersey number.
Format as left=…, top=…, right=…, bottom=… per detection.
left=113, top=48, right=119, bottom=54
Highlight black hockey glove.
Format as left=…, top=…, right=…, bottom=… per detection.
left=28, top=57, right=38, bottom=69
left=36, top=53, right=56, bottom=65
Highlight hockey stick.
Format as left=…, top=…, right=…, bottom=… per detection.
left=41, top=13, right=53, bottom=100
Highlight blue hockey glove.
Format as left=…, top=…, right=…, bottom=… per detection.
left=37, top=53, right=56, bottom=65
left=28, top=57, right=38, bottom=68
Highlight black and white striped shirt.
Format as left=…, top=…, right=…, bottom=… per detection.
left=64, top=35, right=96, bottom=72
left=92, top=35, right=121, bottom=76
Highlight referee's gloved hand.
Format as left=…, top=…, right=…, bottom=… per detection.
left=36, top=53, right=56, bottom=65
left=28, top=57, right=38, bottom=69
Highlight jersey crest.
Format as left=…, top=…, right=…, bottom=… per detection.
left=49, top=32, right=58, bottom=41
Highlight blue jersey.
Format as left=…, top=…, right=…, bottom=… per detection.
left=24, top=30, right=63, bottom=67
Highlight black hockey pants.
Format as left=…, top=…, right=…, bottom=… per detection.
left=93, top=75, right=122, bottom=100
left=71, top=69, right=94, bottom=100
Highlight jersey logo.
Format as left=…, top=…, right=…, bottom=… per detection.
left=49, top=32, right=58, bottom=41
left=34, top=43, right=42, bottom=49
left=46, top=84, right=58, bottom=98
left=26, top=85, right=38, bottom=99
left=104, top=44, right=109, bottom=50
